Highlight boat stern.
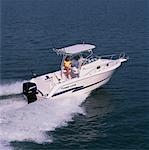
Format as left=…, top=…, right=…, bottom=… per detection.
left=23, top=82, right=38, bottom=103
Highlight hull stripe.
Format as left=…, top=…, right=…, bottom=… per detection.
left=51, top=76, right=111, bottom=97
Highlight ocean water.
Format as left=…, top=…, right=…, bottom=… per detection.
left=0, top=0, right=149, bottom=149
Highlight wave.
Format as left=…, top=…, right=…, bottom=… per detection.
left=0, top=81, right=27, bottom=96
left=0, top=93, right=88, bottom=149
left=0, top=140, right=11, bottom=150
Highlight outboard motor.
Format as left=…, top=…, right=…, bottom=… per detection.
left=23, top=82, right=38, bottom=104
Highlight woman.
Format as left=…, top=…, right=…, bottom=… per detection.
left=64, top=56, right=72, bottom=79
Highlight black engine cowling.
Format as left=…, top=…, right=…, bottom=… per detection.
left=23, top=82, right=38, bottom=104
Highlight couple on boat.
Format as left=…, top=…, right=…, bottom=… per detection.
left=64, top=55, right=83, bottom=79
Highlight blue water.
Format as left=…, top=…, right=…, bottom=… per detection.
left=0, top=0, right=149, bottom=149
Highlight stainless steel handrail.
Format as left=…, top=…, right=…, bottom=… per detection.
left=99, top=52, right=128, bottom=60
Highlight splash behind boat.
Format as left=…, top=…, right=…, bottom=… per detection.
left=23, top=43, right=128, bottom=103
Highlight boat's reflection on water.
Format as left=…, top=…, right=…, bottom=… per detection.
left=82, top=87, right=114, bottom=119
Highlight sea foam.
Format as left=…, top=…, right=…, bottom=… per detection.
left=0, top=81, right=88, bottom=149
left=0, top=81, right=27, bottom=96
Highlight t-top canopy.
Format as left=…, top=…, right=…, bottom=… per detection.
left=54, top=44, right=95, bottom=55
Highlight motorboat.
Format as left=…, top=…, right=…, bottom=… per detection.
left=23, top=43, right=128, bottom=103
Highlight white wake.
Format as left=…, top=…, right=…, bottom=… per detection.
left=0, top=81, right=88, bottom=150
left=0, top=81, right=27, bottom=96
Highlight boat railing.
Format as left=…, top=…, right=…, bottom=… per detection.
left=82, top=52, right=128, bottom=65
left=82, top=52, right=128, bottom=76
left=99, top=52, right=128, bottom=60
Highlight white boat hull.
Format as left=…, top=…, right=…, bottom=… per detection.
left=53, top=75, right=111, bottom=99
left=43, top=69, right=115, bottom=100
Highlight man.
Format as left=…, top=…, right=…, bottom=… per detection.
left=71, top=56, right=80, bottom=78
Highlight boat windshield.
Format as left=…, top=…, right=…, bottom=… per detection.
left=83, top=54, right=99, bottom=65
left=68, top=51, right=99, bottom=66
left=80, top=51, right=99, bottom=65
